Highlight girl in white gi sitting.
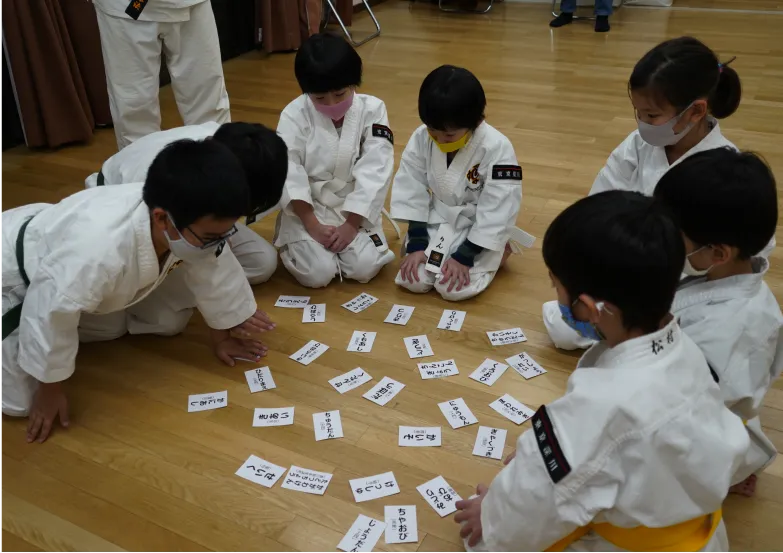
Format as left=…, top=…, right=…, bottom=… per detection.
left=455, top=191, right=748, bottom=552
left=654, top=148, right=782, bottom=498
left=275, top=33, right=395, bottom=288
left=391, top=65, right=528, bottom=301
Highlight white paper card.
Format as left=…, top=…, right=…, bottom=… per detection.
left=347, top=331, right=377, bottom=353
left=384, top=505, right=418, bottom=544
left=418, top=359, right=459, bottom=380
left=417, top=476, right=462, bottom=517
left=438, top=398, right=478, bottom=429
left=437, top=309, right=466, bottom=332
left=342, top=293, right=379, bottom=313
left=399, top=426, right=441, bottom=447
left=244, top=366, right=276, bottom=393
left=290, top=340, right=329, bottom=366
left=362, top=377, right=405, bottom=406
left=487, top=327, right=528, bottom=346
left=188, top=391, right=227, bottom=412
left=329, top=367, right=373, bottom=394
left=337, top=515, right=385, bottom=553
left=404, top=335, right=434, bottom=359
left=472, top=426, right=508, bottom=460
left=489, top=394, right=535, bottom=425
left=275, top=295, right=310, bottom=308
left=302, top=303, right=326, bottom=323
left=506, top=352, right=548, bottom=380
left=384, top=304, right=415, bottom=326
left=281, top=465, right=333, bottom=495
left=313, top=410, right=344, bottom=441
left=349, top=471, right=400, bottom=503
left=469, top=359, right=509, bottom=387
left=253, top=406, right=294, bottom=427
left=235, top=454, right=286, bottom=488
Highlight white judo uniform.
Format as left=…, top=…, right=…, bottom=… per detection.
left=275, top=94, right=395, bottom=288
left=390, top=122, right=525, bottom=301
left=472, top=319, right=748, bottom=552
left=673, top=257, right=783, bottom=485
left=1, top=184, right=255, bottom=416
left=83, top=122, right=277, bottom=285
left=93, top=0, right=230, bottom=149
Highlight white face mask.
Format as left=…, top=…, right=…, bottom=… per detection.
left=683, top=245, right=713, bottom=277
left=164, top=214, right=227, bottom=262
left=636, top=103, right=696, bottom=147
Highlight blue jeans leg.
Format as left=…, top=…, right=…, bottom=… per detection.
left=560, top=0, right=613, bottom=15
left=560, top=0, right=577, bottom=12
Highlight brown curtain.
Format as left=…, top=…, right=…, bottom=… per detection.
left=256, top=0, right=354, bottom=53
left=2, top=0, right=110, bottom=148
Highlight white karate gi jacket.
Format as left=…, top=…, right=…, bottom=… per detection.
left=674, top=258, right=783, bottom=483
left=478, top=319, right=748, bottom=552
left=390, top=122, right=523, bottom=275
left=2, top=184, right=255, bottom=387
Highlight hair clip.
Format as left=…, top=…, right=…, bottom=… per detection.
left=718, top=56, right=737, bottom=73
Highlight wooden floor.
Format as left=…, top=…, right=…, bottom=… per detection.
left=3, top=1, right=783, bottom=551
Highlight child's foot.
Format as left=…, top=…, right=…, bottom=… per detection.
left=595, top=15, right=610, bottom=32
left=729, top=474, right=757, bottom=497
left=500, top=243, right=513, bottom=268
left=549, top=12, right=574, bottom=27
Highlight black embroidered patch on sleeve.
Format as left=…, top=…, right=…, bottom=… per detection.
left=532, top=405, right=572, bottom=484
left=491, top=165, right=523, bottom=181
left=372, top=124, right=394, bottom=144
left=125, top=0, right=149, bottom=19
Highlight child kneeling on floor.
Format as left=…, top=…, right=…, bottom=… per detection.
left=455, top=190, right=748, bottom=552
left=390, top=65, right=532, bottom=301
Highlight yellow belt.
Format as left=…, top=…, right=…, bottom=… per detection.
left=545, top=509, right=722, bottom=552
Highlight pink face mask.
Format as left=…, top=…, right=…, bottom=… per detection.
left=312, top=93, right=354, bottom=121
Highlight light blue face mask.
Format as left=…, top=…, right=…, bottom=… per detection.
left=558, top=300, right=607, bottom=341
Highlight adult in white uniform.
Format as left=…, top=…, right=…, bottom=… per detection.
left=2, top=140, right=273, bottom=443
left=456, top=191, right=748, bottom=552
left=543, top=37, right=767, bottom=349
left=84, top=122, right=288, bottom=285
left=93, top=0, right=230, bottom=149
left=275, top=34, right=395, bottom=288
left=654, top=149, right=783, bottom=497
left=391, top=66, right=531, bottom=302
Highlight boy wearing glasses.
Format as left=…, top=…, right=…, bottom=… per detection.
left=2, top=140, right=273, bottom=444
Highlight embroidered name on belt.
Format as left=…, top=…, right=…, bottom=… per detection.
left=532, top=405, right=571, bottom=483
left=125, top=0, right=149, bottom=19
left=492, top=165, right=522, bottom=181
left=372, top=124, right=394, bottom=144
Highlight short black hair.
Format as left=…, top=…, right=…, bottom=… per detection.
left=418, top=65, right=486, bottom=131
left=653, top=148, right=777, bottom=259
left=629, top=36, right=742, bottom=119
left=213, top=122, right=288, bottom=216
left=543, top=191, right=684, bottom=334
left=143, top=139, right=249, bottom=229
left=295, top=33, right=362, bottom=94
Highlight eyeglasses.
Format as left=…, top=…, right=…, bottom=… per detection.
left=185, top=224, right=238, bottom=250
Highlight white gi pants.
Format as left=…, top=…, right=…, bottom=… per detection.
left=94, top=1, right=231, bottom=149
left=280, top=232, right=394, bottom=289
left=228, top=223, right=277, bottom=285
left=394, top=264, right=496, bottom=302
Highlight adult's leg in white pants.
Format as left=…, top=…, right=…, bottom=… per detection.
left=162, top=1, right=231, bottom=126
left=228, top=223, right=278, bottom=285
left=94, top=10, right=163, bottom=149
left=126, top=268, right=196, bottom=336
left=338, top=235, right=394, bottom=284
left=280, top=241, right=338, bottom=289
left=394, top=264, right=436, bottom=294
left=542, top=300, right=595, bottom=350
left=78, top=311, right=129, bottom=343
left=435, top=269, right=495, bottom=302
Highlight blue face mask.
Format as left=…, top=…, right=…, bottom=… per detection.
left=558, top=300, right=606, bottom=341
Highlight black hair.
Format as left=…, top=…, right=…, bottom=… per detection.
left=629, top=36, right=741, bottom=119
left=213, top=122, right=288, bottom=216
left=294, top=32, right=362, bottom=94
left=143, top=139, right=249, bottom=229
left=418, top=65, right=486, bottom=131
left=653, top=148, right=777, bottom=259
left=543, top=191, right=684, bottom=334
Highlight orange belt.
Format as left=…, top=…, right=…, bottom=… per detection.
left=545, top=509, right=722, bottom=552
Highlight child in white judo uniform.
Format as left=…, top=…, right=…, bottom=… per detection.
left=654, top=148, right=783, bottom=497
left=275, top=33, right=395, bottom=288
left=2, top=140, right=273, bottom=443
left=391, top=65, right=529, bottom=301
left=84, top=122, right=288, bottom=285
left=455, top=191, right=748, bottom=552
